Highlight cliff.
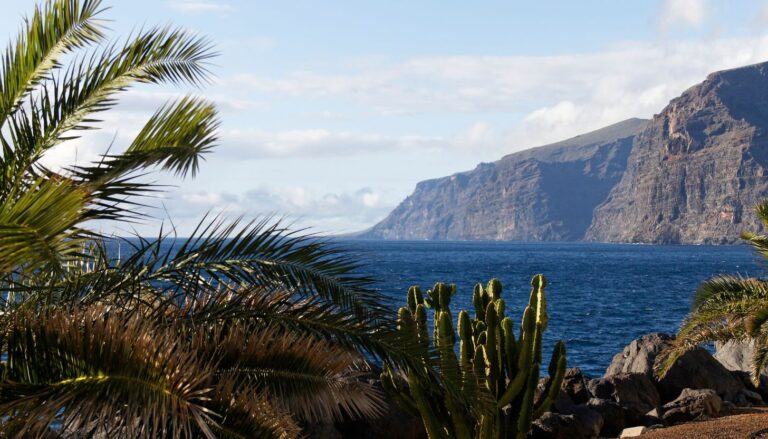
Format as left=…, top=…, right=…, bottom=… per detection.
left=362, top=61, right=768, bottom=243
left=587, top=62, right=768, bottom=243
left=360, top=119, right=646, bottom=240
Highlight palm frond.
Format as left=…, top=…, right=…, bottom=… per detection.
left=208, top=378, right=302, bottom=439
left=0, top=0, right=106, bottom=123
left=0, top=177, right=90, bottom=272
left=198, top=323, right=385, bottom=423
left=57, top=96, right=219, bottom=221
left=0, top=24, right=215, bottom=192
left=0, top=305, right=219, bottom=439
left=692, top=275, right=768, bottom=311
left=655, top=306, right=751, bottom=378
left=131, top=216, right=386, bottom=321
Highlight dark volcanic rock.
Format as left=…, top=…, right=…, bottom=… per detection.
left=562, top=368, right=590, bottom=404
left=587, top=62, right=768, bottom=243
left=528, top=407, right=602, bottom=439
left=586, top=373, right=661, bottom=424
left=359, top=119, right=645, bottom=241
left=605, top=333, right=744, bottom=403
left=660, top=388, right=722, bottom=425
left=586, top=397, right=627, bottom=437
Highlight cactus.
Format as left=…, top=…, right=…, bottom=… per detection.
left=381, top=275, right=566, bottom=439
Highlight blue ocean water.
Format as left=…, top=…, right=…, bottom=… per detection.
left=341, top=240, right=762, bottom=378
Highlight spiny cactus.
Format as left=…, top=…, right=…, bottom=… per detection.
left=381, top=275, right=566, bottom=439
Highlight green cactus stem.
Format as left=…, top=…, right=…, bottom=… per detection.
left=381, top=275, right=567, bottom=439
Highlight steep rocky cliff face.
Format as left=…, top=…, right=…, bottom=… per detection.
left=362, top=62, right=768, bottom=243
left=360, top=119, right=647, bottom=241
left=586, top=62, right=768, bottom=244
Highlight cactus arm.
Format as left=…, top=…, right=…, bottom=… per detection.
left=408, top=373, right=450, bottom=439
left=532, top=341, right=566, bottom=419
left=497, top=365, right=527, bottom=409
left=498, top=306, right=534, bottom=408
left=458, top=311, right=475, bottom=370
left=514, top=362, right=540, bottom=439
left=484, top=304, right=499, bottom=396
left=494, top=298, right=505, bottom=319
left=473, top=283, right=485, bottom=320
left=408, top=286, right=424, bottom=313
left=488, top=278, right=503, bottom=301
left=532, top=274, right=548, bottom=331
left=502, top=317, right=517, bottom=376
left=433, top=306, right=472, bottom=439
left=414, top=304, right=429, bottom=348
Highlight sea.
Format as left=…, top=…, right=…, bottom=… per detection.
left=341, top=240, right=763, bottom=378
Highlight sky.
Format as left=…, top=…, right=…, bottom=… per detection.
left=4, top=0, right=768, bottom=236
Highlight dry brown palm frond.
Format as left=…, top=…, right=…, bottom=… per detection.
left=0, top=305, right=219, bottom=438
left=194, top=322, right=386, bottom=424
left=207, top=377, right=302, bottom=439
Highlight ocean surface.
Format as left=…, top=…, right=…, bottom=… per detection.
left=341, top=240, right=763, bottom=378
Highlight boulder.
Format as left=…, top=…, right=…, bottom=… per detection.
left=607, top=333, right=671, bottom=376
left=739, top=388, right=764, bottom=406
left=587, top=373, right=661, bottom=424
left=606, top=332, right=744, bottom=402
left=528, top=407, right=603, bottom=439
left=716, top=340, right=768, bottom=402
left=562, top=368, right=590, bottom=404
left=660, top=388, right=721, bottom=425
left=586, top=397, right=626, bottom=438
left=535, top=378, right=575, bottom=413
left=715, top=340, right=762, bottom=372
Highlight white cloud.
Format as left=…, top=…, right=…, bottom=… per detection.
left=164, top=186, right=394, bottom=234
left=220, top=128, right=444, bottom=158
left=169, top=1, right=233, bottom=13
left=229, top=35, right=768, bottom=150
left=658, top=0, right=708, bottom=30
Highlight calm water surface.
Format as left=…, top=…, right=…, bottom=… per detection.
left=341, top=240, right=762, bottom=377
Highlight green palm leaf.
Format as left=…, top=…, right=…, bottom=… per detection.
left=657, top=202, right=768, bottom=384
left=0, top=0, right=106, bottom=122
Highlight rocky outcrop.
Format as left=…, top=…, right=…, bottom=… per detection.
left=587, top=373, right=661, bottom=424
left=715, top=339, right=768, bottom=401
left=586, top=398, right=627, bottom=437
left=363, top=61, right=768, bottom=244
left=359, top=119, right=645, bottom=241
left=529, top=408, right=603, bottom=439
left=605, top=332, right=745, bottom=402
left=587, top=62, right=768, bottom=243
left=659, top=388, right=722, bottom=425
left=309, top=332, right=765, bottom=438
left=561, top=368, right=591, bottom=405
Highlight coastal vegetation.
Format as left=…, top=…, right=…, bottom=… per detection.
left=381, top=276, right=566, bottom=439
left=656, top=201, right=768, bottom=384
left=0, top=1, right=417, bottom=437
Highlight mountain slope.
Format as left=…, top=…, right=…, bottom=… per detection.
left=360, top=118, right=647, bottom=240
left=587, top=62, right=768, bottom=244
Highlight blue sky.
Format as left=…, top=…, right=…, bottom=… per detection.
left=3, top=0, right=768, bottom=235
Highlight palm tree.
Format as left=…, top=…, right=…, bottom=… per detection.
left=656, top=201, right=768, bottom=385
left=0, top=1, right=413, bottom=437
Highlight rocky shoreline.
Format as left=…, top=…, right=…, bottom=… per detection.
left=308, top=333, right=768, bottom=439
